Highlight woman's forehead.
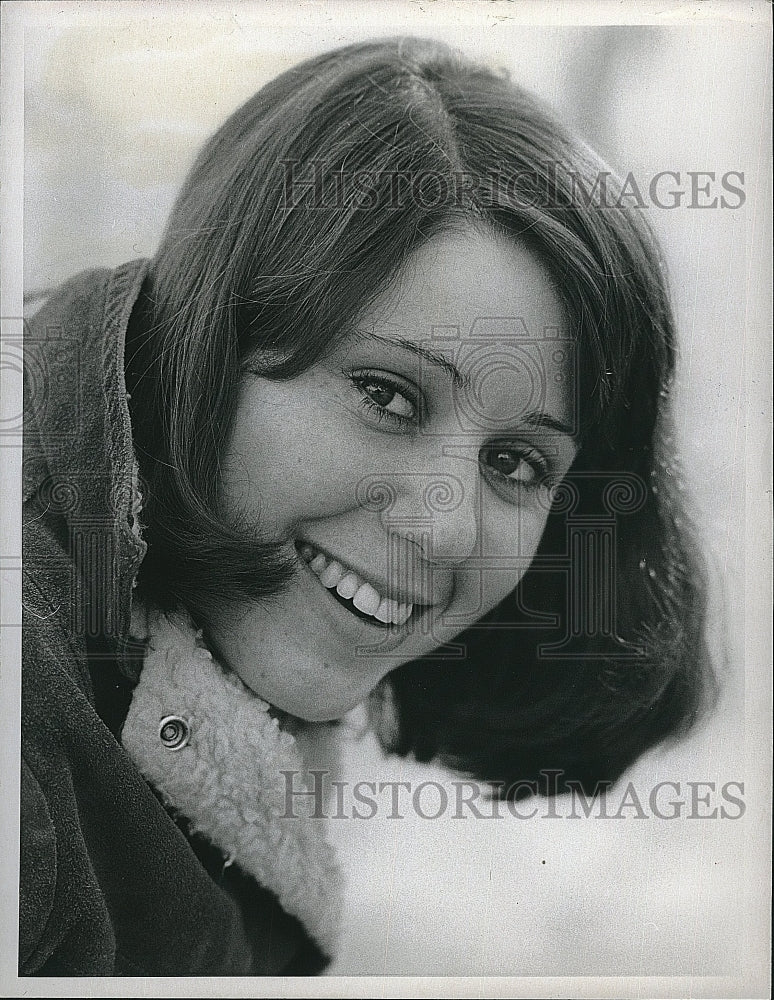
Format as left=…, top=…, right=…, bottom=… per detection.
left=362, top=227, right=569, bottom=336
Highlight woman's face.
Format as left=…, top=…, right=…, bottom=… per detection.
left=210, top=227, right=578, bottom=720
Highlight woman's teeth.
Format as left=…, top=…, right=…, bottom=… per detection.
left=298, top=544, right=413, bottom=626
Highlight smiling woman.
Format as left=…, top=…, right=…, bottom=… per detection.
left=209, top=228, right=578, bottom=721
left=20, top=35, right=715, bottom=978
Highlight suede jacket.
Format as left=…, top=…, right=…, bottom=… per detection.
left=20, top=260, right=334, bottom=976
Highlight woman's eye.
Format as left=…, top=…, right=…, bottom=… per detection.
left=350, top=373, right=418, bottom=426
left=480, top=444, right=546, bottom=490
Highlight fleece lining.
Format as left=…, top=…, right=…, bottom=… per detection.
left=121, top=607, right=342, bottom=956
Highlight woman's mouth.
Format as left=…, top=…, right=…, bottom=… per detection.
left=294, top=541, right=415, bottom=629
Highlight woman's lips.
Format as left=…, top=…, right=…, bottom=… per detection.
left=295, top=541, right=413, bottom=629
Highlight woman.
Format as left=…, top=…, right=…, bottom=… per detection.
left=20, top=36, right=714, bottom=976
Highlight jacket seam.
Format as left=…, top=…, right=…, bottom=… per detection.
left=100, top=260, right=149, bottom=646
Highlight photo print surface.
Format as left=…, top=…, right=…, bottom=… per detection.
left=1, top=1, right=771, bottom=996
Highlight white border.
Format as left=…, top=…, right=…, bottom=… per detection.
left=1, top=2, right=771, bottom=996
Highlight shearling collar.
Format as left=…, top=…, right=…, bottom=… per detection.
left=121, top=606, right=342, bottom=957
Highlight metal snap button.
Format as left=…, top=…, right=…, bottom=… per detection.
left=158, top=715, right=190, bottom=750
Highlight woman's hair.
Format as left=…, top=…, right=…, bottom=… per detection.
left=126, top=36, right=716, bottom=794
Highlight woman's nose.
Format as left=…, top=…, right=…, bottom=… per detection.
left=377, top=458, right=481, bottom=566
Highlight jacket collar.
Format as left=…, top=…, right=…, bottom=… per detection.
left=24, top=260, right=150, bottom=666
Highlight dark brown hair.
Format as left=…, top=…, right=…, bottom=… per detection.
left=126, top=37, right=715, bottom=794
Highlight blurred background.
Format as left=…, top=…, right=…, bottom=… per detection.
left=20, top=0, right=771, bottom=990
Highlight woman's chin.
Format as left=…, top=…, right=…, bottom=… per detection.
left=273, top=690, right=369, bottom=724
left=237, top=664, right=376, bottom=724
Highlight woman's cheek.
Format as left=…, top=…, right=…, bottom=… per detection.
left=220, top=379, right=365, bottom=532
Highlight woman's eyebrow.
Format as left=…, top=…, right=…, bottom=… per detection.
left=351, top=329, right=471, bottom=390
left=521, top=411, right=577, bottom=439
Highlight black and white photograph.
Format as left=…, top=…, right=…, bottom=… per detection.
left=1, top=1, right=771, bottom=995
